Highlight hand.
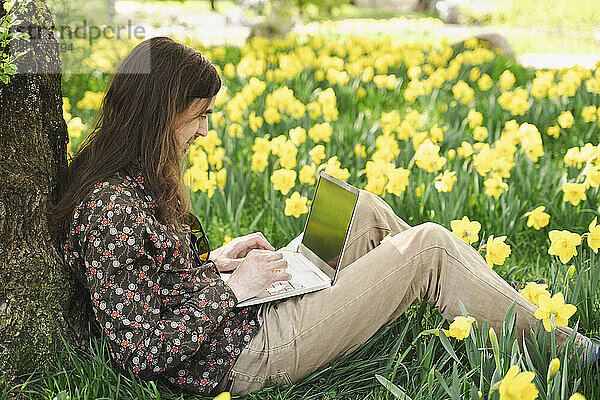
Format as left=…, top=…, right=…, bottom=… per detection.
left=225, top=249, right=292, bottom=302
left=211, top=232, right=275, bottom=272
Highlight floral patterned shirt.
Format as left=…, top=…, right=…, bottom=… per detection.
left=63, top=159, right=262, bottom=395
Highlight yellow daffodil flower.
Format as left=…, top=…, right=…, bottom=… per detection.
left=442, top=316, right=475, bottom=340
left=289, top=126, right=306, bottom=146
left=498, top=365, right=538, bottom=400
left=582, top=106, right=597, bottom=123
left=484, top=176, right=508, bottom=199
left=385, top=168, right=410, bottom=196
left=520, top=282, right=551, bottom=306
left=548, top=230, right=582, bottom=263
left=547, top=125, right=560, bottom=138
left=299, top=164, right=316, bottom=185
left=270, top=168, right=296, bottom=195
left=450, top=216, right=481, bottom=245
left=562, top=182, right=587, bottom=206
left=534, top=292, right=577, bottom=332
left=558, top=111, right=574, bottom=129
left=434, top=170, right=457, bottom=192
left=284, top=191, right=309, bottom=218
left=309, top=144, right=326, bottom=164
left=485, top=235, right=511, bottom=268
left=587, top=217, right=600, bottom=253
left=524, top=206, right=550, bottom=230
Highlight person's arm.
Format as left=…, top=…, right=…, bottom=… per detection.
left=81, top=202, right=238, bottom=378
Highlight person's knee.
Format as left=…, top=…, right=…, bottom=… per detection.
left=415, top=222, right=451, bottom=246
left=357, top=189, right=393, bottom=223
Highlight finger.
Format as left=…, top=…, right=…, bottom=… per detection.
left=219, top=258, right=242, bottom=272
left=269, top=259, right=288, bottom=269
left=247, top=248, right=274, bottom=256
left=250, top=232, right=275, bottom=251
left=272, top=269, right=292, bottom=281
left=266, top=251, right=283, bottom=261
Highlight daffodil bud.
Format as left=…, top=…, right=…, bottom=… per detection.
left=548, top=358, right=560, bottom=380
left=489, top=327, right=500, bottom=370
left=447, top=148, right=456, bottom=161
left=568, top=264, right=575, bottom=278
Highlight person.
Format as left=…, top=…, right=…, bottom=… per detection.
left=48, top=36, right=594, bottom=397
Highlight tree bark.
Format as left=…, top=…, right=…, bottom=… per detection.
left=416, top=0, right=433, bottom=12
left=0, top=0, right=89, bottom=382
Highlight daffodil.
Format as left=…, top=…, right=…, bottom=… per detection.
left=518, top=283, right=549, bottom=308
left=434, top=170, right=456, bottom=192
left=354, top=144, right=366, bottom=158
left=485, top=235, right=511, bottom=268
left=309, top=145, right=326, bottom=164
left=524, top=206, right=550, bottom=230
left=534, top=292, right=577, bottom=332
left=484, top=176, right=508, bottom=199
left=450, top=216, right=481, bottom=245
left=288, top=126, right=306, bottom=146
left=213, top=392, right=231, bottom=400
left=251, top=152, right=269, bottom=172
left=442, top=316, right=475, bottom=340
left=549, top=358, right=560, bottom=379
left=284, top=191, right=309, bottom=218
left=299, top=164, right=316, bottom=185
left=499, top=70, right=516, bottom=91
left=308, top=122, right=333, bottom=143
left=587, top=217, right=600, bottom=253
left=548, top=230, right=581, bottom=263
left=270, top=169, right=296, bottom=195
left=414, top=139, right=446, bottom=173
left=385, top=168, right=410, bottom=196
left=477, top=73, right=493, bottom=91
left=558, top=111, right=574, bottom=129
left=562, top=182, right=587, bottom=206
left=498, top=365, right=538, bottom=400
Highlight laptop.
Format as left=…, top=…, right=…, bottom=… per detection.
left=219, top=171, right=360, bottom=307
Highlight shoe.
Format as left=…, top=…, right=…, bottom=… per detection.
left=510, top=278, right=549, bottom=292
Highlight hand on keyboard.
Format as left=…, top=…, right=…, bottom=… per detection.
left=266, top=278, right=304, bottom=295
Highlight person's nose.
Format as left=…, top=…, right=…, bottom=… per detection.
left=198, top=119, right=209, bottom=135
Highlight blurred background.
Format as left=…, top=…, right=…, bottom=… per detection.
left=48, top=0, right=600, bottom=69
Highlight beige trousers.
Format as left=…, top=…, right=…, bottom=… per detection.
left=215, top=189, right=589, bottom=395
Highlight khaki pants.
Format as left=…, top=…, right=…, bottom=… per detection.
left=215, top=189, right=589, bottom=395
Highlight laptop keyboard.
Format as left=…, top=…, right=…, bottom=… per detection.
left=266, top=279, right=304, bottom=295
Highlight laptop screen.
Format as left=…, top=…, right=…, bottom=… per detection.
left=301, top=175, right=359, bottom=269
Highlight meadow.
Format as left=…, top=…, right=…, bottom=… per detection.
left=8, top=24, right=600, bottom=399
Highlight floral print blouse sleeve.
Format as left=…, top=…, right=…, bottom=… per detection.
left=66, top=170, right=262, bottom=395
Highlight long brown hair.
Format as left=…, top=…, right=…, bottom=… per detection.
left=48, top=36, right=221, bottom=246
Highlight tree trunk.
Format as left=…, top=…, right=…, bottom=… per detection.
left=416, top=0, right=433, bottom=12
left=0, top=0, right=89, bottom=382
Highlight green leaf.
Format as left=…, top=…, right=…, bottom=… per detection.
left=457, top=298, right=468, bottom=317
left=375, top=374, right=412, bottom=400
left=438, top=329, right=460, bottom=363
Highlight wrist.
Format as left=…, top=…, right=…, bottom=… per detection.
left=225, top=279, right=248, bottom=302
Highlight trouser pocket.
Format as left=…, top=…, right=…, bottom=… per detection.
left=229, top=370, right=293, bottom=394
